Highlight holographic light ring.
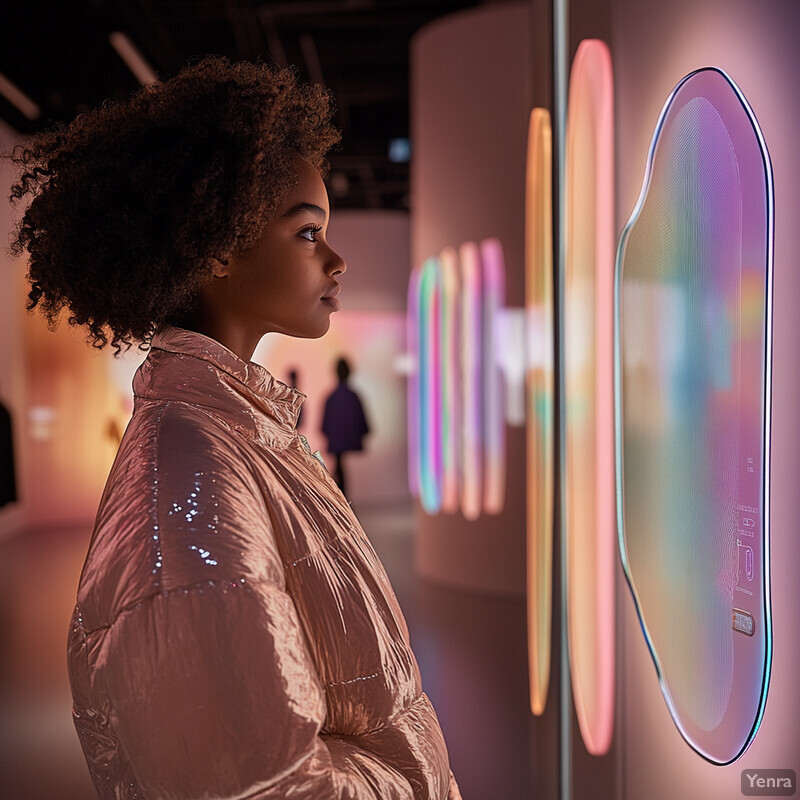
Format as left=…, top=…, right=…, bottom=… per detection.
left=418, top=257, right=442, bottom=514
left=615, top=67, right=773, bottom=765
left=439, top=247, right=461, bottom=514
left=564, top=38, right=616, bottom=757
left=459, top=242, right=483, bottom=522
left=525, top=108, right=554, bottom=717
left=480, top=238, right=506, bottom=516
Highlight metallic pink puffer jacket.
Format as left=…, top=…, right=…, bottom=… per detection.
left=68, top=326, right=460, bottom=800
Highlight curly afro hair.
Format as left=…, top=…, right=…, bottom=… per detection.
left=7, top=56, right=340, bottom=354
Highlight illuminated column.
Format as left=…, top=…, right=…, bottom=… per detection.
left=564, top=38, right=616, bottom=756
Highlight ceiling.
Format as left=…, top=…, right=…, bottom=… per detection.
left=0, top=0, right=484, bottom=210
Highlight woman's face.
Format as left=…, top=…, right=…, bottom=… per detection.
left=221, top=156, right=346, bottom=343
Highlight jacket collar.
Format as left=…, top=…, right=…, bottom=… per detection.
left=133, top=326, right=304, bottom=445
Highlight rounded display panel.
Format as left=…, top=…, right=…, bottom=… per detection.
left=615, top=67, right=774, bottom=764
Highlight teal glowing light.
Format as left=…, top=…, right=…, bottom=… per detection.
left=615, top=68, right=773, bottom=764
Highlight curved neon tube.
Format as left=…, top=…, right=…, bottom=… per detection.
left=438, top=247, right=461, bottom=514
left=458, top=242, right=483, bottom=522
left=526, top=107, right=554, bottom=717
left=407, top=265, right=422, bottom=498
left=564, top=38, right=615, bottom=757
left=419, top=257, right=442, bottom=514
left=480, top=238, right=506, bottom=516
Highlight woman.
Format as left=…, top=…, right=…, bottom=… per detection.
left=9, top=57, right=460, bottom=800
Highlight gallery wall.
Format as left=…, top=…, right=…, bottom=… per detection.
left=603, top=0, right=800, bottom=796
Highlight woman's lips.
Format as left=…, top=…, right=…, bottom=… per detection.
left=322, top=284, right=341, bottom=311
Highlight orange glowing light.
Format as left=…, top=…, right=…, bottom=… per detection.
left=525, top=108, right=554, bottom=716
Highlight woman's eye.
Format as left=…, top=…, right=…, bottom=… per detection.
left=300, top=226, right=322, bottom=243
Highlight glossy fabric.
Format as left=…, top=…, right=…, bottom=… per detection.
left=68, top=327, right=460, bottom=800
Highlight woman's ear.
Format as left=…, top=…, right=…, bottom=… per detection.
left=208, top=257, right=230, bottom=278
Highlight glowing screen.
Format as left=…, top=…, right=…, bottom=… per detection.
left=564, top=39, right=616, bottom=757
left=525, top=108, right=554, bottom=716
left=615, top=67, right=773, bottom=764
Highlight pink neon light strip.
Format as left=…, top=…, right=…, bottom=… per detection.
left=438, top=247, right=461, bottom=514
left=458, top=242, right=483, bottom=522
left=407, top=265, right=422, bottom=498
left=480, top=238, right=506, bottom=515
left=565, top=38, right=616, bottom=756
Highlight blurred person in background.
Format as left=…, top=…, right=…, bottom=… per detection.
left=322, top=356, right=370, bottom=497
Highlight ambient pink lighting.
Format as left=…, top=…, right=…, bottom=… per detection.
left=458, top=241, right=483, bottom=522
left=564, top=38, right=616, bottom=756
left=480, top=238, right=506, bottom=515
left=525, top=108, right=554, bottom=717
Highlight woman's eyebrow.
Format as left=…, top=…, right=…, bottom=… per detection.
left=279, top=202, right=327, bottom=221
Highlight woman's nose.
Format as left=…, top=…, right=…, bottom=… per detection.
left=326, top=245, right=347, bottom=276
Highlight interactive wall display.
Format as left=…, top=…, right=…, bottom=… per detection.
left=525, top=107, right=554, bottom=716
left=615, top=67, right=774, bottom=764
left=564, top=39, right=616, bottom=757
left=409, top=240, right=508, bottom=520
